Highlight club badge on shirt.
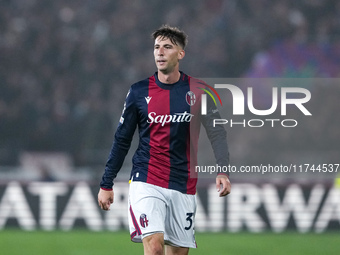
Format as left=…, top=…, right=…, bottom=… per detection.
left=186, top=91, right=196, bottom=106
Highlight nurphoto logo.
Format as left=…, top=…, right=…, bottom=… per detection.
left=201, top=84, right=312, bottom=128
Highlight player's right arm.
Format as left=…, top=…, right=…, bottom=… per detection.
left=98, top=188, right=113, bottom=210
left=98, top=86, right=138, bottom=209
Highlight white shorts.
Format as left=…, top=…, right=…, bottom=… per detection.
left=128, top=181, right=197, bottom=248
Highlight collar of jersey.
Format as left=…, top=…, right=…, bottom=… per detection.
left=154, top=71, right=185, bottom=90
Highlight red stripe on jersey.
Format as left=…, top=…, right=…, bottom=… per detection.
left=186, top=77, right=204, bottom=194
left=146, top=76, right=171, bottom=188
left=186, top=126, right=195, bottom=194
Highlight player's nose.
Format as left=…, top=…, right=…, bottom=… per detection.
left=158, top=47, right=164, bottom=55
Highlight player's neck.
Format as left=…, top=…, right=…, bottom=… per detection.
left=157, top=70, right=181, bottom=84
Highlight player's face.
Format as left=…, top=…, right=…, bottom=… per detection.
left=154, top=36, right=185, bottom=74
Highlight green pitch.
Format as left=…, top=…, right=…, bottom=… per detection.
left=0, top=230, right=339, bottom=255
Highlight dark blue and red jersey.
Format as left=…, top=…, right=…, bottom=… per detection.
left=100, top=72, right=229, bottom=195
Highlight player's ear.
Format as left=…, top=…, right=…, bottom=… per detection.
left=178, top=49, right=185, bottom=60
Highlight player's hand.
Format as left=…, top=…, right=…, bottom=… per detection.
left=216, top=175, right=231, bottom=197
left=98, top=188, right=114, bottom=210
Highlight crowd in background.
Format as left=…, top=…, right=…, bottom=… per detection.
left=1, top=0, right=340, bottom=167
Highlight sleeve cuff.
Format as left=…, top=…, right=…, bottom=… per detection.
left=217, top=172, right=229, bottom=178
left=100, top=187, right=113, bottom=191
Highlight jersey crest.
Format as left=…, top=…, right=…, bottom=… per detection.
left=186, top=91, right=196, bottom=106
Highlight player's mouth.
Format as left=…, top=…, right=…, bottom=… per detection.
left=157, top=60, right=167, bottom=65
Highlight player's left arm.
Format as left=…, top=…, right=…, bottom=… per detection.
left=216, top=174, right=231, bottom=197
left=201, top=87, right=231, bottom=196
left=200, top=88, right=229, bottom=165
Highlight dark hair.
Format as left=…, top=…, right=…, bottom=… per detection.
left=152, top=25, right=188, bottom=49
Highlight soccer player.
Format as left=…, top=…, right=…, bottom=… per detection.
left=98, top=25, right=231, bottom=255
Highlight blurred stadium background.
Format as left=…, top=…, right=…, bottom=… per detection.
left=1, top=0, right=340, bottom=254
